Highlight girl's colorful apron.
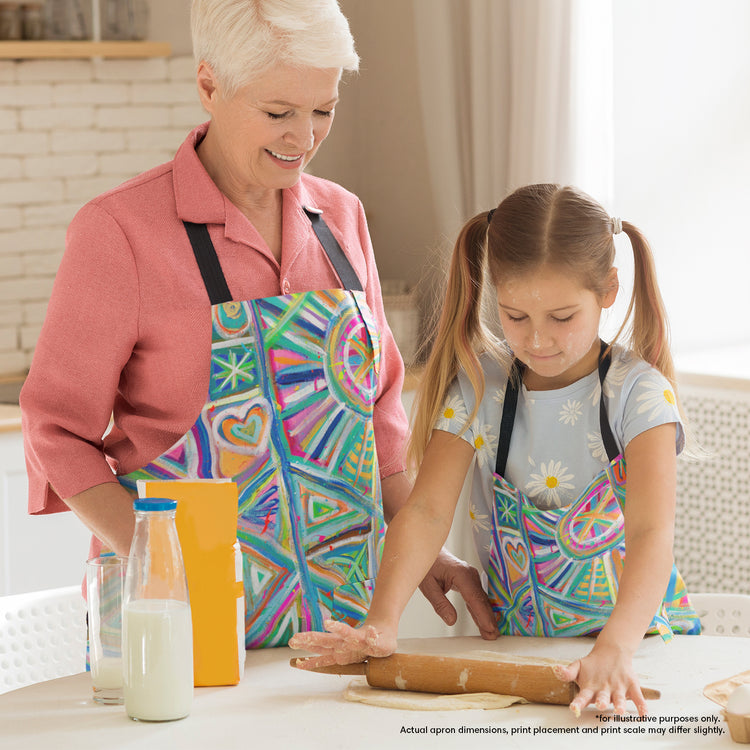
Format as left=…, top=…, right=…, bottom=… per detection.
left=119, top=210, right=385, bottom=648
left=487, top=343, right=701, bottom=639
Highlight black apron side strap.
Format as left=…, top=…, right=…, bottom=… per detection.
left=183, top=221, right=233, bottom=305
left=494, top=360, right=523, bottom=477
left=598, top=341, right=620, bottom=462
left=303, top=209, right=363, bottom=292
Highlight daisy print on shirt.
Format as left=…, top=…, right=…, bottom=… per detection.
left=440, top=395, right=468, bottom=424
left=588, top=352, right=630, bottom=407
left=525, top=458, right=575, bottom=508
left=469, top=502, right=492, bottom=533
left=636, top=379, right=678, bottom=422
left=588, top=431, right=609, bottom=464
left=559, top=398, right=584, bottom=426
left=473, top=423, right=498, bottom=468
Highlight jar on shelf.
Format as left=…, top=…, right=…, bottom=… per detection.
left=21, top=2, right=44, bottom=39
left=0, top=3, right=22, bottom=40
left=44, top=0, right=88, bottom=40
left=100, top=0, right=147, bottom=41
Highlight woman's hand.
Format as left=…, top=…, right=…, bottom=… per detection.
left=554, top=640, right=647, bottom=717
left=288, top=619, right=397, bottom=669
left=419, top=548, right=498, bottom=640
left=63, top=481, right=138, bottom=557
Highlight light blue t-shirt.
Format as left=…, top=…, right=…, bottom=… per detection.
left=434, top=344, right=684, bottom=572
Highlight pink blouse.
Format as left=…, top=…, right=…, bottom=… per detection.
left=21, top=122, right=409, bottom=515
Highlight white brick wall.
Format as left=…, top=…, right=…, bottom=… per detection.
left=0, top=55, right=205, bottom=377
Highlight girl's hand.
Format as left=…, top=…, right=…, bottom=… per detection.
left=553, top=641, right=647, bottom=717
left=288, top=619, right=397, bottom=669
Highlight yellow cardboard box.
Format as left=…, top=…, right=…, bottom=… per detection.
left=137, top=479, right=244, bottom=686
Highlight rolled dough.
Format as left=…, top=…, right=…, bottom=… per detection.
left=343, top=678, right=527, bottom=711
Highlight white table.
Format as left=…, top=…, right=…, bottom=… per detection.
left=0, top=635, right=745, bottom=749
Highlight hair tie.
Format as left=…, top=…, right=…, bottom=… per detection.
left=612, top=217, right=622, bottom=235
left=487, top=209, right=495, bottom=225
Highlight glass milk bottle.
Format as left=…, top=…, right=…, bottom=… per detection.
left=123, top=498, right=193, bottom=721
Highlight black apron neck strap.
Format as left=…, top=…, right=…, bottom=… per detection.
left=494, top=358, right=523, bottom=478
left=597, top=342, right=620, bottom=463
left=182, top=210, right=364, bottom=305
left=493, top=340, right=619, bottom=478
left=183, top=221, right=233, bottom=305
left=302, top=208, right=363, bottom=292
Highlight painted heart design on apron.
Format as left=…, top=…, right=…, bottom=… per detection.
left=213, top=401, right=271, bottom=455
left=504, top=539, right=529, bottom=575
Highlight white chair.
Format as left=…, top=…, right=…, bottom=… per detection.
left=0, top=585, right=87, bottom=695
left=690, top=592, right=750, bottom=637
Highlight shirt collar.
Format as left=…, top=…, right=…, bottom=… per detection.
left=173, top=121, right=227, bottom=224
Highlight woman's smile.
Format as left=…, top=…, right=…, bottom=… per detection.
left=265, top=149, right=305, bottom=167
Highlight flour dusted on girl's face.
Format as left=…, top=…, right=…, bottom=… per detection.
left=434, top=344, right=684, bottom=572
left=495, top=265, right=618, bottom=392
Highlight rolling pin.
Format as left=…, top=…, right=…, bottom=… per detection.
left=290, top=653, right=661, bottom=706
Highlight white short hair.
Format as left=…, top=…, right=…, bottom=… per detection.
left=191, top=0, right=359, bottom=96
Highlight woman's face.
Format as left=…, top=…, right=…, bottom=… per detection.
left=197, top=62, right=341, bottom=196
left=496, top=265, right=618, bottom=390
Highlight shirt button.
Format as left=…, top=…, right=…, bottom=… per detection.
left=282, top=278, right=291, bottom=294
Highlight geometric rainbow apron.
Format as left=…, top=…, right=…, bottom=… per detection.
left=119, top=210, right=385, bottom=648
left=487, top=342, right=701, bottom=639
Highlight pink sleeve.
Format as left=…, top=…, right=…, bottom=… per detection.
left=355, top=200, right=410, bottom=478
left=20, top=202, right=139, bottom=514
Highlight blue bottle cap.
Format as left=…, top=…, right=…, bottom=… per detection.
left=133, top=498, right=177, bottom=512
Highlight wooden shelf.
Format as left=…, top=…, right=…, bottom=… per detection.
left=0, top=40, right=171, bottom=59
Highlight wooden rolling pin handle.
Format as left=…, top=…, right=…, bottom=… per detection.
left=289, top=658, right=366, bottom=675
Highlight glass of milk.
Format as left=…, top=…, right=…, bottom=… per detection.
left=85, top=555, right=128, bottom=704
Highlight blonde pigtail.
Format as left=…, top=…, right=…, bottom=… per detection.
left=620, top=222, right=675, bottom=383
left=407, top=213, right=496, bottom=471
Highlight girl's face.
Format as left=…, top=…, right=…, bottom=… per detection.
left=496, top=265, right=618, bottom=390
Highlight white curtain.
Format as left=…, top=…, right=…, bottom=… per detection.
left=413, top=0, right=615, bottom=243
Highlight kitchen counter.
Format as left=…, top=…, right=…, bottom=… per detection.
left=0, top=634, right=744, bottom=749
left=0, top=404, right=21, bottom=433
left=0, top=376, right=23, bottom=432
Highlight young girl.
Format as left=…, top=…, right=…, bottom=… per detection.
left=290, top=184, right=700, bottom=716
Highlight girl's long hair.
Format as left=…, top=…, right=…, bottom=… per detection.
left=408, top=184, right=688, bottom=469
left=408, top=212, right=503, bottom=469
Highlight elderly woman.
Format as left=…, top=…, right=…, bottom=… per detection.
left=21, top=0, right=495, bottom=647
